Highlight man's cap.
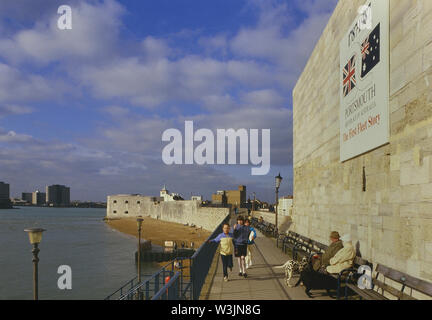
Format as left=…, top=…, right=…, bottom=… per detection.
left=330, top=231, right=340, bottom=239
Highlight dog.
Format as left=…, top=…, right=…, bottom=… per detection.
left=294, top=267, right=338, bottom=299
left=274, top=256, right=309, bottom=287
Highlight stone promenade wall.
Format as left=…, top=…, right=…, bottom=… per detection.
left=106, top=195, right=230, bottom=232
left=293, top=0, right=432, bottom=295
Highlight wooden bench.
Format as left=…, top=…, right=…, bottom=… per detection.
left=277, top=231, right=297, bottom=250
left=254, top=220, right=276, bottom=237
left=282, top=231, right=300, bottom=254
left=292, top=235, right=314, bottom=260
left=343, top=264, right=432, bottom=300
left=334, top=256, right=373, bottom=300
left=280, top=232, right=375, bottom=300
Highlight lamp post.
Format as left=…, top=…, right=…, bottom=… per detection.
left=253, top=192, right=256, bottom=212
left=24, top=228, right=45, bottom=300
left=275, top=173, right=283, bottom=232
left=137, top=217, right=144, bottom=283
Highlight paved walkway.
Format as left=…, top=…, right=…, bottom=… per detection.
left=204, top=222, right=334, bottom=300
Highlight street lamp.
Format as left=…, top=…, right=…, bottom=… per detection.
left=253, top=192, right=256, bottom=212
left=24, top=228, right=45, bottom=300
left=137, top=217, right=144, bottom=283
left=275, top=173, right=283, bottom=232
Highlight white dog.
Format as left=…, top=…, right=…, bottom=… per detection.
left=274, top=256, right=310, bottom=287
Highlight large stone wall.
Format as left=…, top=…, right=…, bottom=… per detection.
left=106, top=195, right=230, bottom=232
left=293, top=0, right=432, bottom=292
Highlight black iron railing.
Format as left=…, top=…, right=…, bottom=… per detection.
left=105, top=213, right=230, bottom=300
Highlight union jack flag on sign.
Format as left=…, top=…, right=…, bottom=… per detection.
left=343, top=55, right=356, bottom=97
left=361, top=37, right=370, bottom=60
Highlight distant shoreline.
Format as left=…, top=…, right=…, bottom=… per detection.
left=105, top=217, right=211, bottom=248
left=11, top=204, right=107, bottom=209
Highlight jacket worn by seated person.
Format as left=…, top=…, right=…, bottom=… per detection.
left=326, top=241, right=356, bottom=274
left=313, top=240, right=343, bottom=271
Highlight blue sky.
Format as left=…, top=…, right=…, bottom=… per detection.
left=0, top=0, right=338, bottom=202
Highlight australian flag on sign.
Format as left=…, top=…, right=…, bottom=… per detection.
left=361, top=23, right=380, bottom=78
left=343, top=54, right=356, bottom=97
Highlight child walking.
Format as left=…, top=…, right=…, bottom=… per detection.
left=244, top=219, right=257, bottom=269
left=233, top=216, right=251, bottom=278
left=208, top=223, right=234, bottom=282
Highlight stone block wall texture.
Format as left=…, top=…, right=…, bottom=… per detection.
left=293, top=0, right=432, bottom=297
left=106, top=195, right=230, bottom=232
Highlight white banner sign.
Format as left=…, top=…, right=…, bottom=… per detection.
left=340, top=0, right=389, bottom=162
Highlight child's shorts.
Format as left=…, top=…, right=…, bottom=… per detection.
left=234, top=244, right=247, bottom=257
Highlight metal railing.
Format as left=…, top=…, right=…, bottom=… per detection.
left=104, top=276, right=138, bottom=300
left=106, top=213, right=230, bottom=300
left=118, top=259, right=191, bottom=300
left=151, top=272, right=181, bottom=300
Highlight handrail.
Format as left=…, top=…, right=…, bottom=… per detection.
left=106, top=212, right=231, bottom=300
left=118, top=260, right=175, bottom=300
left=104, top=276, right=138, bottom=300
left=151, top=272, right=181, bottom=300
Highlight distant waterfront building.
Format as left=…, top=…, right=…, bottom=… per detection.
left=32, top=190, right=46, bottom=206
left=211, top=191, right=227, bottom=206
left=22, top=192, right=33, bottom=203
left=46, top=185, right=70, bottom=207
left=191, top=195, right=203, bottom=201
left=0, top=182, right=9, bottom=200
left=160, top=185, right=183, bottom=201
left=278, top=195, right=293, bottom=217
left=0, top=182, right=12, bottom=209
left=106, top=193, right=229, bottom=232
left=212, top=186, right=246, bottom=208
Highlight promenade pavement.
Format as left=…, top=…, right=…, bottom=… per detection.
left=203, top=223, right=334, bottom=300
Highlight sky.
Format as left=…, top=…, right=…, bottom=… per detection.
left=0, top=0, right=338, bottom=202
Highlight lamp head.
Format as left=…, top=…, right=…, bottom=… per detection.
left=275, top=173, right=283, bottom=189
left=24, top=228, right=45, bottom=245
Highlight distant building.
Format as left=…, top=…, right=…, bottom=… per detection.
left=12, top=198, right=28, bottom=205
left=211, top=191, right=227, bottom=206
left=46, top=185, right=70, bottom=207
left=22, top=192, right=33, bottom=203
left=278, top=195, right=293, bottom=217
left=106, top=193, right=229, bottom=232
left=32, top=190, right=46, bottom=206
left=212, top=186, right=246, bottom=208
left=191, top=195, right=203, bottom=201
left=0, top=182, right=12, bottom=209
left=0, top=182, right=9, bottom=200
left=160, top=185, right=183, bottom=201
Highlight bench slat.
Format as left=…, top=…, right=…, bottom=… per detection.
left=344, top=283, right=387, bottom=300
left=376, top=264, right=432, bottom=297
left=373, top=279, right=417, bottom=300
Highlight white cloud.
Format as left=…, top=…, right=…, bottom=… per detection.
left=0, top=105, right=33, bottom=118
left=0, top=63, right=64, bottom=103
left=0, top=0, right=125, bottom=65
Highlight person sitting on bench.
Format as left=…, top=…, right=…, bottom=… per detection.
left=326, top=234, right=356, bottom=274
left=312, top=231, right=343, bottom=273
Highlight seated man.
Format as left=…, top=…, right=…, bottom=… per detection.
left=312, top=231, right=343, bottom=273
left=326, top=234, right=356, bottom=274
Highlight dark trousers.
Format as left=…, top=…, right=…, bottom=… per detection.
left=221, top=254, right=233, bottom=277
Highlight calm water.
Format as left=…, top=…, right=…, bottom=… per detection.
left=0, top=206, right=160, bottom=300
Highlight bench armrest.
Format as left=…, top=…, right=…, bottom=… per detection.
left=338, top=267, right=357, bottom=276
